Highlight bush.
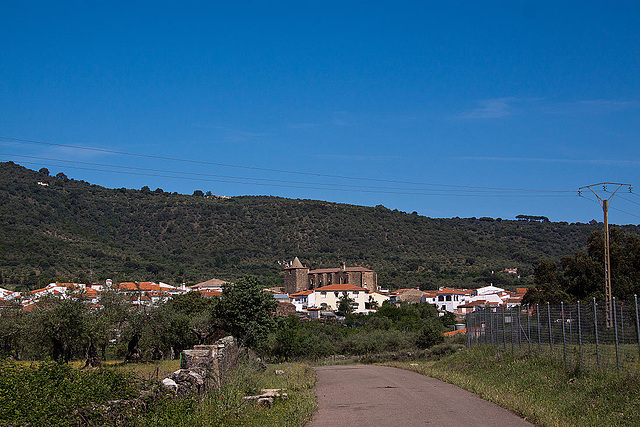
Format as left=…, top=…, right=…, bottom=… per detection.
left=0, top=361, right=138, bottom=426
left=415, top=324, right=444, bottom=349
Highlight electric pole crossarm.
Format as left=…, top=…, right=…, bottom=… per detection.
left=579, top=182, right=631, bottom=328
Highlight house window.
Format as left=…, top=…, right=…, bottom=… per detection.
left=353, top=291, right=359, bottom=296
left=321, top=292, right=326, bottom=298
left=446, top=295, right=451, bottom=301
left=438, top=296, right=444, bottom=301
left=334, top=292, right=339, bottom=298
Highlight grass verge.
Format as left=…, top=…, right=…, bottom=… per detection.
left=140, top=362, right=317, bottom=426
left=0, top=360, right=316, bottom=427
left=386, top=345, right=640, bottom=426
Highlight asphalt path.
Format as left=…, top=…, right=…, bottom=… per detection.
left=308, top=365, right=535, bottom=427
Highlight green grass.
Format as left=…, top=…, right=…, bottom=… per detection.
left=387, top=345, right=640, bottom=426
left=0, top=360, right=139, bottom=426
left=140, top=362, right=317, bottom=426
left=0, top=360, right=316, bottom=427
left=110, top=359, right=181, bottom=381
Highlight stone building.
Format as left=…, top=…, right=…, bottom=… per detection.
left=284, top=257, right=377, bottom=294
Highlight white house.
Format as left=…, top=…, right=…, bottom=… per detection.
left=290, top=290, right=315, bottom=312
left=422, top=287, right=473, bottom=313
left=476, top=285, right=506, bottom=296
left=311, top=283, right=388, bottom=314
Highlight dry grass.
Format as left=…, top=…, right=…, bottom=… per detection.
left=387, top=346, right=640, bottom=426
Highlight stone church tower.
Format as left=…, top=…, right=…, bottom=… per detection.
left=283, top=257, right=309, bottom=294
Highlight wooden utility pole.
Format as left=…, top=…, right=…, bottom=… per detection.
left=579, top=183, right=630, bottom=328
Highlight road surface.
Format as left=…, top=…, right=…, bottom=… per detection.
left=308, top=365, right=534, bottom=426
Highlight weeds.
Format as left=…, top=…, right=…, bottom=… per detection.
left=0, top=360, right=316, bottom=426
left=389, top=346, right=640, bottom=426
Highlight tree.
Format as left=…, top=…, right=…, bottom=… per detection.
left=337, top=292, right=355, bottom=316
left=365, top=295, right=379, bottom=311
left=27, top=296, right=87, bottom=362
left=55, top=172, right=68, bottom=180
left=167, top=291, right=218, bottom=345
left=87, top=290, right=130, bottom=362
left=39, top=167, right=49, bottom=176
left=213, top=276, right=277, bottom=348
left=193, top=190, right=204, bottom=197
left=522, top=259, right=571, bottom=305
left=439, top=311, right=456, bottom=327
left=415, top=322, right=444, bottom=349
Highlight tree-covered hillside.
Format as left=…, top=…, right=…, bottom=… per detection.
left=1, top=162, right=636, bottom=291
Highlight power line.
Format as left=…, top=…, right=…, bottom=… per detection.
left=610, top=207, right=640, bottom=220
left=618, top=195, right=640, bottom=207
left=1, top=157, right=577, bottom=198
left=0, top=135, right=575, bottom=193
left=580, top=194, right=640, bottom=220
left=0, top=152, right=575, bottom=195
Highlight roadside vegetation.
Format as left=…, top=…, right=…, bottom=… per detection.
left=0, top=360, right=315, bottom=427
left=259, top=301, right=451, bottom=362
left=389, top=345, right=640, bottom=426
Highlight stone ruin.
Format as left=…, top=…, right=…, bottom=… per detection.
left=162, top=336, right=239, bottom=396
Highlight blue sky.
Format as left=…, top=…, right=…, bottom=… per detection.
left=2, top=1, right=640, bottom=224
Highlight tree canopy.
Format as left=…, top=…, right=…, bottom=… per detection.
left=523, top=228, right=640, bottom=304
left=2, top=161, right=638, bottom=291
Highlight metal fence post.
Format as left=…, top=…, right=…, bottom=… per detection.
left=472, top=311, right=476, bottom=346
left=561, top=302, right=567, bottom=366
left=527, top=304, right=531, bottom=352
left=466, top=313, right=471, bottom=348
left=503, top=306, right=507, bottom=350
left=621, top=303, right=625, bottom=345
left=509, top=307, right=514, bottom=353
left=578, top=300, right=583, bottom=369
left=547, top=302, right=553, bottom=353
left=594, top=297, right=600, bottom=368
left=635, top=295, right=640, bottom=362
left=537, top=304, right=541, bottom=352
left=489, top=310, right=495, bottom=345
left=516, top=306, right=522, bottom=350
left=484, top=309, right=488, bottom=345
left=614, top=297, right=620, bottom=372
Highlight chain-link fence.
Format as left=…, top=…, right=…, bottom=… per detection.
left=466, top=297, right=640, bottom=373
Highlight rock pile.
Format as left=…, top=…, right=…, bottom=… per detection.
left=162, top=336, right=239, bottom=395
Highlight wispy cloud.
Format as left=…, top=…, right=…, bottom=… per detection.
left=458, top=98, right=518, bottom=119
left=460, top=156, right=640, bottom=167
left=458, top=97, right=637, bottom=120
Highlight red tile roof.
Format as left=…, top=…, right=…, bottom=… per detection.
left=116, top=282, right=163, bottom=292
left=290, top=290, right=313, bottom=297
left=198, top=289, right=222, bottom=297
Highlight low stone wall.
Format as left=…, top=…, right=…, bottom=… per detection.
left=163, top=336, right=239, bottom=395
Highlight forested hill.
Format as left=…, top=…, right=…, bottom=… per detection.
left=1, top=162, right=636, bottom=291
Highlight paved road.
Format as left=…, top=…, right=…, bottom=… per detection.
left=308, top=365, right=534, bottom=427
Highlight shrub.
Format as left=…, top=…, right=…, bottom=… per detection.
left=0, top=361, right=138, bottom=426
left=415, top=324, right=444, bottom=349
